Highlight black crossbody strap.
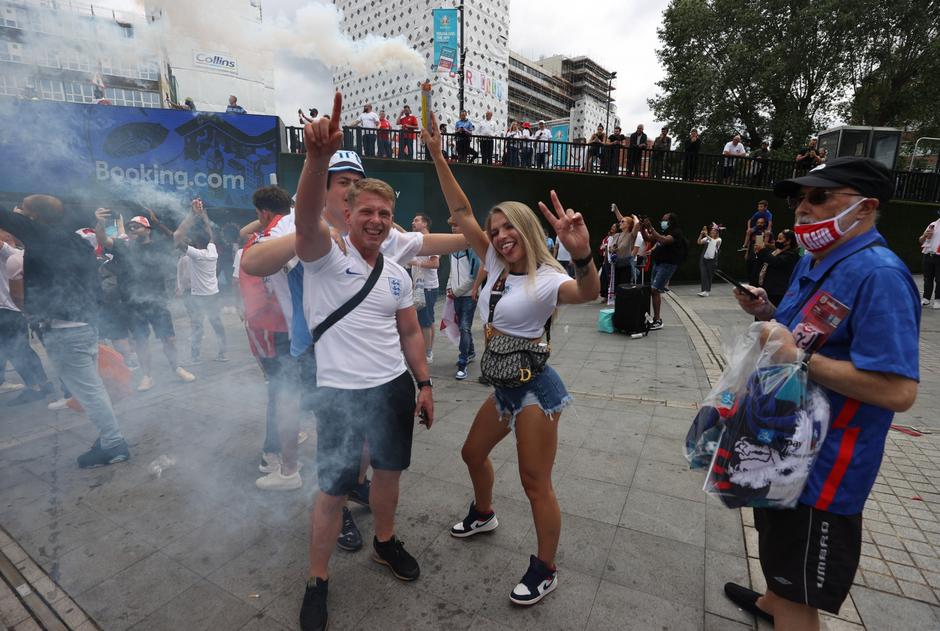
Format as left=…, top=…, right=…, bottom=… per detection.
left=486, top=269, right=552, bottom=342
left=311, top=253, right=384, bottom=344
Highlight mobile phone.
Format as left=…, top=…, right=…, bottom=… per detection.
left=418, top=409, right=430, bottom=427
left=714, top=269, right=760, bottom=300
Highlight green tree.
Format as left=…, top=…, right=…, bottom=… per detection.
left=650, top=0, right=863, bottom=154
left=841, top=0, right=940, bottom=136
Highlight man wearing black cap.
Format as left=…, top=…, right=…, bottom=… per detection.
left=725, top=157, right=920, bottom=628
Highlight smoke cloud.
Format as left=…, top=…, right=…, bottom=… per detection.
left=142, top=0, right=425, bottom=77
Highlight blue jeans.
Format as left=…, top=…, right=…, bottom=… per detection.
left=453, top=296, right=477, bottom=368
left=417, top=288, right=438, bottom=328
left=43, top=325, right=123, bottom=448
left=651, top=262, right=678, bottom=291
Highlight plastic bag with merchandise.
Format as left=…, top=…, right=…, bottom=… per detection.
left=684, top=322, right=830, bottom=509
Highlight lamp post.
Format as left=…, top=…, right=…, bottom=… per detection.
left=605, top=71, right=617, bottom=132
left=457, top=0, right=465, bottom=114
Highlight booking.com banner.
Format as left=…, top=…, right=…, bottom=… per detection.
left=0, top=98, right=279, bottom=210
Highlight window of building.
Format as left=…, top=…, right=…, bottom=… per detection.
left=39, top=48, right=60, bottom=69
left=61, top=51, right=91, bottom=72
left=39, top=79, right=65, bottom=101
left=65, top=81, right=95, bottom=103
left=105, top=87, right=160, bottom=108
left=2, top=5, right=28, bottom=28
left=0, top=41, right=23, bottom=62
left=0, top=74, right=23, bottom=97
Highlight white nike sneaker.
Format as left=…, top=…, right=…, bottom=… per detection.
left=510, top=555, right=558, bottom=606
left=256, top=468, right=302, bottom=491
left=450, top=502, right=499, bottom=538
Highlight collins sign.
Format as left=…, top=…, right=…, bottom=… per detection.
left=193, top=50, right=238, bottom=75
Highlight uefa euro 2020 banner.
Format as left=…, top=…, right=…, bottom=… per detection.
left=432, top=8, right=460, bottom=77
left=0, top=98, right=279, bottom=210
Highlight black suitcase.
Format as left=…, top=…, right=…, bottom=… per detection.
left=613, top=281, right=651, bottom=335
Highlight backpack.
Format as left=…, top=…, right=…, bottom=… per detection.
left=238, top=226, right=288, bottom=333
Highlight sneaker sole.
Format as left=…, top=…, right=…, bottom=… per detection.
left=336, top=539, right=363, bottom=552
left=348, top=495, right=370, bottom=508
left=510, top=577, right=557, bottom=606
left=450, top=516, right=499, bottom=538
left=255, top=479, right=302, bottom=491
left=79, top=454, right=129, bottom=469
left=371, top=551, right=419, bottom=581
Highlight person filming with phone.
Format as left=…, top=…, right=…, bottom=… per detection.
left=723, top=157, right=921, bottom=631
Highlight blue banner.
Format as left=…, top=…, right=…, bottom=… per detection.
left=0, top=98, right=279, bottom=210
left=432, top=8, right=459, bottom=74
left=550, top=123, right=570, bottom=168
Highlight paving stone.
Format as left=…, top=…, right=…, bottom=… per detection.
left=77, top=552, right=199, bottom=631
left=131, top=579, right=258, bottom=631
left=551, top=473, right=629, bottom=526
left=619, top=487, right=706, bottom=547
left=631, top=458, right=706, bottom=504
left=604, top=528, right=704, bottom=608
left=887, top=561, right=925, bottom=584
left=586, top=579, right=703, bottom=630
left=852, top=585, right=940, bottom=629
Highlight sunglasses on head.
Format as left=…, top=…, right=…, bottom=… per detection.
left=787, top=189, right=861, bottom=209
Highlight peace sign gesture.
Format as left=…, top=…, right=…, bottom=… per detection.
left=303, top=91, right=344, bottom=164
left=538, top=190, right=591, bottom=259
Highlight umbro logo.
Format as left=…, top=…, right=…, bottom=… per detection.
left=773, top=576, right=793, bottom=585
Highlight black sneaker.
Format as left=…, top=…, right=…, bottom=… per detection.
left=723, top=583, right=774, bottom=624
left=336, top=507, right=362, bottom=551
left=77, top=439, right=130, bottom=469
left=649, top=319, right=663, bottom=331
left=450, top=502, right=499, bottom=538
left=372, top=535, right=420, bottom=581
left=348, top=479, right=371, bottom=507
left=510, top=555, right=557, bottom=606
left=299, top=577, right=328, bottom=631
left=8, top=388, right=46, bottom=406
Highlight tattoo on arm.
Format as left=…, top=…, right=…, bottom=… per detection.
left=575, top=261, right=593, bottom=281
left=452, top=205, right=470, bottom=215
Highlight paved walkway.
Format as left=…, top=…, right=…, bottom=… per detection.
left=0, top=281, right=937, bottom=630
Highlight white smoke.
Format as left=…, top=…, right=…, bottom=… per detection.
left=141, top=0, right=425, bottom=77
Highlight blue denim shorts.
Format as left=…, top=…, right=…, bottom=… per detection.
left=651, top=263, right=678, bottom=292
left=492, top=365, right=572, bottom=431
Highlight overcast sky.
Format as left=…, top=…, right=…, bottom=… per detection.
left=111, top=0, right=671, bottom=128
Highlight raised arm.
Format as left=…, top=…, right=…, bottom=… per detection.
left=144, top=209, right=173, bottom=239
left=94, top=208, right=115, bottom=249
left=421, top=111, right=488, bottom=261
left=240, top=219, right=262, bottom=241
left=295, top=92, right=343, bottom=263
left=191, top=200, right=214, bottom=243
left=241, top=232, right=296, bottom=276
left=539, top=191, right=599, bottom=305
left=174, top=201, right=198, bottom=250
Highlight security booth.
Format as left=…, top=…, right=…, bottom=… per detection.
left=816, top=125, right=902, bottom=169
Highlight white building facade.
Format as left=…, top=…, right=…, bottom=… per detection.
left=332, top=0, right=510, bottom=130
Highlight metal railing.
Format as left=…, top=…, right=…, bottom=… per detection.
left=283, top=126, right=940, bottom=204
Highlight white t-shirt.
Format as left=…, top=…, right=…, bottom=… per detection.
left=185, top=243, right=220, bottom=296
left=634, top=232, right=653, bottom=257
left=922, top=220, right=940, bottom=255
left=556, top=240, right=571, bottom=262
left=302, top=239, right=413, bottom=389
left=477, top=119, right=498, bottom=137
left=478, top=245, right=570, bottom=339
left=256, top=212, right=299, bottom=328
left=532, top=128, right=552, bottom=151
left=381, top=229, right=424, bottom=265
left=723, top=141, right=746, bottom=165
left=232, top=248, right=243, bottom=280
left=412, top=255, right=439, bottom=290
left=702, top=236, right=722, bottom=260
left=358, top=111, right=380, bottom=129
left=177, top=255, right=192, bottom=292
left=0, top=243, right=23, bottom=312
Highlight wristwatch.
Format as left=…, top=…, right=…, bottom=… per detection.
left=417, top=379, right=433, bottom=390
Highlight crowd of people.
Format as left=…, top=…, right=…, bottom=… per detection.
left=0, top=86, right=928, bottom=631
left=325, top=103, right=833, bottom=187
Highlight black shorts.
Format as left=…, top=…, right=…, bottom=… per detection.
left=311, top=371, right=416, bottom=496
left=98, top=298, right=131, bottom=341
left=755, top=503, right=862, bottom=614
left=128, top=301, right=175, bottom=340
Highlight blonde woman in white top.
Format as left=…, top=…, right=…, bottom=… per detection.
left=423, top=112, right=599, bottom=607
left=697, top=225, right=722, bottom=296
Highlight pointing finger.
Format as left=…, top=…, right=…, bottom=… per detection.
left=329, top=91, right=342, bottom=135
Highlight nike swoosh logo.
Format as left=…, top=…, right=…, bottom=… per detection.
left=469, top=520, right=489, bottom=528
left=345, top=268, right=363, bottom=276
